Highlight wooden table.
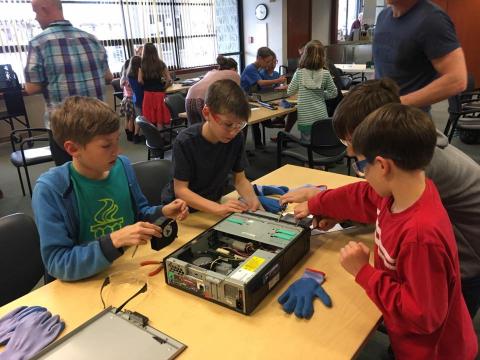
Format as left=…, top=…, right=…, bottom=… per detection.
left=166, top=83, right=190, bottom=94
left=0, top=165, right=380, bottom=359
left=334, top=64, right=375, bottom=82
left=178, top=103, right=296, bottom=125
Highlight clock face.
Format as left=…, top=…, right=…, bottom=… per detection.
left=255, top=4, right=268, bottom=20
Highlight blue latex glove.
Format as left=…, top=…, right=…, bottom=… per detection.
left=253, top=184, right=289, bottom=197
left=0, top=311, right=64, bottom=360
left=0, top=306, right=47, bottom=345
left=278, top=269, right=332, bottom=319
left=257, top=196, right=282, bottom=213
left=279, top=99, right=294, bottom=108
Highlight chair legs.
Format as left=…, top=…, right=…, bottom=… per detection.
left=16, top=167, right=26, bottom=196
left=24, top=166, right=34, bottom=197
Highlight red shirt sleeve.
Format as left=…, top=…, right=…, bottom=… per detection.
left=307, top=181, right=381, bottom=224
left=356, top=239, right=451, bottom=334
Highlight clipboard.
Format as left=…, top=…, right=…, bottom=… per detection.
left=31, top=307, right=187, bottom=360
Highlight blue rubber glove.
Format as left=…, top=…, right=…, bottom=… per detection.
left=0, top=311, right=64, bottom=360
left=253, top=185, right=289, bottom=197
left=257, top=196, right=282, bottom=213
left=0, top=306, right=47, bottom=345
left=278, top=269, right=332, bottom=319
left=279, top=99, right=294, bottom=108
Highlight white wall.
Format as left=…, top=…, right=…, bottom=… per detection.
left=242, top=0, right=287, bottom=66
left=311, top=0, right=331, bottom=45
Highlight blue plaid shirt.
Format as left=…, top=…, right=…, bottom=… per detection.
left=24, top=20, right=109, bottom=107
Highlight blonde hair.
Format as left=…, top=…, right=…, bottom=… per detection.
left=298, top=40, right=326, bottom=71
left=50, top=96, right=120, bottom=146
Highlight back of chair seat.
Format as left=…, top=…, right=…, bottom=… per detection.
left=136, top=116, right=168, bottom=148
left=310, top=118, right=346, bottom=156
left=165, top=93, right=187, bottom=126
left=0, top=213, right=44, bottom=306
left=132, top=159, right=173, bottom=205
left=111, top=78, right=123, bottom=99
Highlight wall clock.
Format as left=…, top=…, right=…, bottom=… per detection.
left=255, top=4, right=268, bottom=20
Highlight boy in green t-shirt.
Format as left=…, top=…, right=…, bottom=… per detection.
left=32, top=96, right=188, bottom=281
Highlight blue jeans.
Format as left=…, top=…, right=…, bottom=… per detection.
left=462, top=277, right=480, bottom=319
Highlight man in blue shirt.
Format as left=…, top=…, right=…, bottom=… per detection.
left=373, top=0, right=467, bottom=110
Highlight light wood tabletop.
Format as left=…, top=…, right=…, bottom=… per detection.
left=166, top=83, right=190, bottom=94
left=178, top=103, right=296, bottom=125
left=0, top=165, right=380, bottom=359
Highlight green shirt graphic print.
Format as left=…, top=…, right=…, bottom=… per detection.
left=69, top=159, right=135, bottom=243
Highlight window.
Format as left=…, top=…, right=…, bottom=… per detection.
left=0, top=0, right=241, bottom=84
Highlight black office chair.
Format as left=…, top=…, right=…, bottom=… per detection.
left=132, top=159, right=173, bottom=206
left=136, top=116, right=184, bottom=160
left=443, top=74, right=480, bottom=143
left=0, top=213, right=45, bottom=306
left=111, top=78, right=123, bottom=112
left=276, top=118, right=349, bottom=172
left=10, top=128, right=53, bottom=197
left=0, top=89, right=31, bottom=130
left=165, top=93, right=188, bottom=128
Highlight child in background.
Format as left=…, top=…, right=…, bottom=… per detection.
left=185, top=55, right=240, bottom=126
left=259, top=53, right=293, bottom=137
left=240, top=47, right=286, bottom=149
left=127, top=56, right=144, bottom=117
left=119, top=58, right=140, bottom=143
left=163, top=79, right=260, bottom=216
left=287, top=40, right=337, bottom=142
left=292, top=104, right=477, bottom=359
left=139, top=43, right=172, bottom=128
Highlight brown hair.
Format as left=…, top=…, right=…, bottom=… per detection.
left=298, top=40, right=325, bottom=70
left=256, top=47, right=274, bottom=59
left=127, top=55, right=141, bottom=79
left=141, top=43, right=168, bottom=81
left=352, top=103, right=437, bottom=170
left=205, top=79, right=250, bottom=121
left=333, top=78, right=400, bottom=140
left=50, top=96, right=120, bottom=146
left=217, top=55, right=238, bottom=71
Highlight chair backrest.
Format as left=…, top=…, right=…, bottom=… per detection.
left=310, top=118, right=346, bottom=154
left=0, top=213, right=44, bottom=306
left=4, top=89, right=27, bottom=116
left=135, top=116, right=167, bottom=149
left=132, top=159, right=173, bottom=205
left=165, top=93, right=186, bottom=120
left=111, top=78, right=123, bottom=99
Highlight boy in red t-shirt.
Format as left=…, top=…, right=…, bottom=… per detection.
left=294, top=104, right=477, bottom=360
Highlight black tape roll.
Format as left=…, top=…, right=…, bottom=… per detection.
left=151, top=217, right=178, bottom=251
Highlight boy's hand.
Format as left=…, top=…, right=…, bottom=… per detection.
left=277, top=76, right=287, bottom=84
left=293, top=201, right=310, bottom=219
left=312, top=216, right=338, bottom=231
left=280, top=187, right=321, bottom=205
left=215, top=199, right=248, bottom=216
left=162, top=199, right=189, bottom=221
left=244, top=197, right=261, bottom=212
left=339, top=241, right=370, bottom=277
left=110, top=222, right=162, bottom=248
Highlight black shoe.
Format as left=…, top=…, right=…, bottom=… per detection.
left=125, top=129, right=133, bottom=141
left=133, top=134, right=145, bottom=144
left=255, top=143, right=265, bottom=150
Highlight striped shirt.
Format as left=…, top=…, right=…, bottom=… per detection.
left=287, top=68, right=337, bottom=134
left=24, top=20, right=108, bottom=107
